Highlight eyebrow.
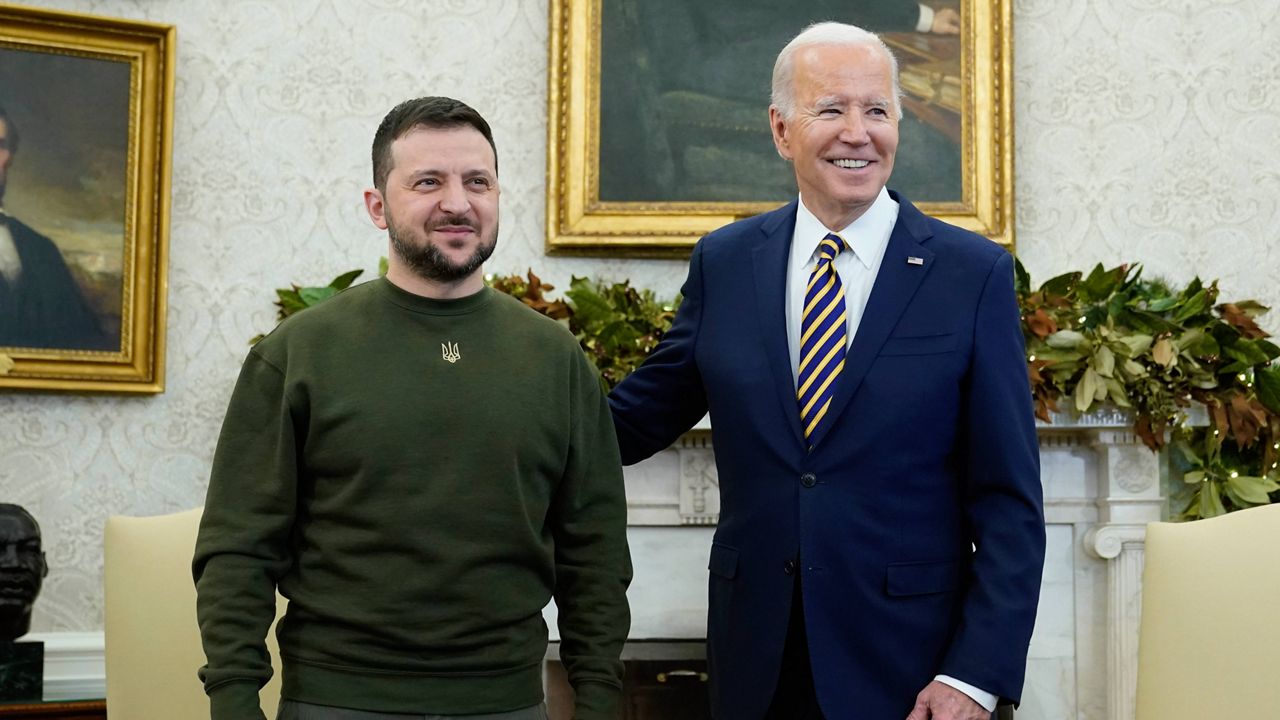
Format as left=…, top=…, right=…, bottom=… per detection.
left=403, top=167, right=494, bottom=181
left=812, top=95, right=890, bottom=111
left=401, top=166, right=496, bottom=184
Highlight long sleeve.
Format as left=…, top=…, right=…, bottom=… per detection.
left=193, top=350, right=300, bottom=720
left=551, top=350, right=633, bottom=719
left=608, top=240, right=709, bottom=465
left=939, top=250, right=1046, bottom=703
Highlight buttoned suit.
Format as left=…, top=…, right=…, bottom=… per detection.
left=609, top=192, right=1045, bottom=718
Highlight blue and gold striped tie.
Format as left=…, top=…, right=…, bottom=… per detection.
left=798, top=233, right=849, bottom=444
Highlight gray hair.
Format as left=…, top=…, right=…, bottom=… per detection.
left=770, top=22, right=903, bottom=120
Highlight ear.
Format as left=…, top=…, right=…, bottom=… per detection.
left=769, top=105, right=794, bottom=161
left=363, top=187, right=389, bottom=230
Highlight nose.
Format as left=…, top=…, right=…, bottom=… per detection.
left=837, top=112, right=870, bottom=145
left=438, top=179, right=470, bottom=215
left=0, top=543, right=18, bottom=566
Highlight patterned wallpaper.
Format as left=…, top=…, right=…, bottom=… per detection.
left=1, top=0, right=1277, bottom=632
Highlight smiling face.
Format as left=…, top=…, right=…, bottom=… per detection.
left=770, top=42, right=899, bottom=229
left=364, top=125, right=499, bottom=297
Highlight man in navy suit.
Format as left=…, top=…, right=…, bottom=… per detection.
left=609, top=22, right=1044, bottom=720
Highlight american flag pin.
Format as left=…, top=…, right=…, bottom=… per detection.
left=907, top=256, right=924, bottom=265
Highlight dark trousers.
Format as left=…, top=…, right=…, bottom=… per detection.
left=763, top=577, right=825, bottom=720
left=762, top=577, right=1005, bottom=720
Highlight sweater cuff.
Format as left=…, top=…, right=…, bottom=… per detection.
left=207, top=681, right=268, bottom=720
left=573, top=679, right=622, bottom=720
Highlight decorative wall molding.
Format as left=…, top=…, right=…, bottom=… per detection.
left=677, top=445, right=719, bottom=526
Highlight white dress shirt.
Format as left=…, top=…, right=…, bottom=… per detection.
left=0, top=207, right=23, bottom=286
left=915, top=3, right=937, bottom=33
left=782, top=189, right=998, bottom=714
left=785, top=187, right=897, bottom=387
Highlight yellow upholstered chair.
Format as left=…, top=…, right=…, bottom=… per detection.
left=1134, top=502, right=1280, bottom=718
left=104, top=507, right=285, bottom=719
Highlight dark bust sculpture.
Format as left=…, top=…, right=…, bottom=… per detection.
left=0, top=504, right=47, bottom=641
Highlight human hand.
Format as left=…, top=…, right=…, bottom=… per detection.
left=905, top=679, right=989, bottom=720
left=930, top=7, right=961, bottom=34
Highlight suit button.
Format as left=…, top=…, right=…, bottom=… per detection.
left=800, top=473, right=817, bottom=488
left=783, top=559, right=797, bottom=575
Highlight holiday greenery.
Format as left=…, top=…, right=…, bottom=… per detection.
left=257, top=260, right=1280, bottom=519
left=1015, top=261, right=1279, bottom=519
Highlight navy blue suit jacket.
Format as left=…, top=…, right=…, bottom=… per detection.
left=609, top=192, right=1045, bottom=718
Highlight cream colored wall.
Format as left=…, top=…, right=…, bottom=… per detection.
left=2, top=0, right=1276, bottom=632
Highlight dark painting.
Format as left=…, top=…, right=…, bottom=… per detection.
left=0, top=47, right=130, bottom=352
left=598, top=0, right=962, bottom=204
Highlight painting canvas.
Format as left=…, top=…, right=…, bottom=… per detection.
left=0, top=48, right=130, bottom=352
left=0, top=4, right=174, bottom=392
left=547, top=0, right=1012, bottom=255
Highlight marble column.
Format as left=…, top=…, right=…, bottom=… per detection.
left=1082, top=428, right=1164, bottom=720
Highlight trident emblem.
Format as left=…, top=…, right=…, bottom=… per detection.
left=441, top=341, right=460, bottom=363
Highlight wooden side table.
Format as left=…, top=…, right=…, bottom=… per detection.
left=0, top=700, right=106, bottom=719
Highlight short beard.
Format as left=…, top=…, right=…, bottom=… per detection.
left=387, top=214, right=497, bottom=284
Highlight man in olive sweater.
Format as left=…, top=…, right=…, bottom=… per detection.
left=194, top=97, right=632, bottom=720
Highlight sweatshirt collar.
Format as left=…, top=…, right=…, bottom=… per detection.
left=375, top=276, right=495, bottom=315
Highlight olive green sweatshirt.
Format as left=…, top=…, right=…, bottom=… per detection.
left=193, top=278, right=631, bottom=719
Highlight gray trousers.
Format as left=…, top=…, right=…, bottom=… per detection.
left=277, top=700, right=549, bottom=720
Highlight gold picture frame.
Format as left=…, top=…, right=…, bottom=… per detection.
left=546, top=0, right=1013, bottom=256
left=0, top=4, right=175, bottom=392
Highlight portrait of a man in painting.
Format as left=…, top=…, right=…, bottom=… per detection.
left=0, top=48, right=130, bottom=353
left=598, top=0, right=964, bottom=205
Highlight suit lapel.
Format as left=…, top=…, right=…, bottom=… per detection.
left=751, top=201, right=807, bottom=450
left=806, top=193, right=935, bottom=450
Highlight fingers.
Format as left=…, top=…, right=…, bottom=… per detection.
left=905, top=691, right=931, bottom=720
left=931, top=7, right=962, bottom=34
left=908, top=679, right=990, bottom=720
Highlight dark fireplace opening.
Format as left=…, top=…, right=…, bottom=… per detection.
left=546, top=641, right=711, bottom=719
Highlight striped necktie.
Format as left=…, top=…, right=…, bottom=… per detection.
left=798, top=233, right=849, bottom=444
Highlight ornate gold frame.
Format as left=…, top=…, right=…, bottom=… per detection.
left=546, top=0, right=1014, bottom=256
left=0, top=4, right=174, bottom=392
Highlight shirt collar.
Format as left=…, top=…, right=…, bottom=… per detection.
left=792, top=187, right=898, bottom=271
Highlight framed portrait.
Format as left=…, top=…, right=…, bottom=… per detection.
left=546, top=0, right=1013, bottom=256
left=0, top=4, right=174, bottom=392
